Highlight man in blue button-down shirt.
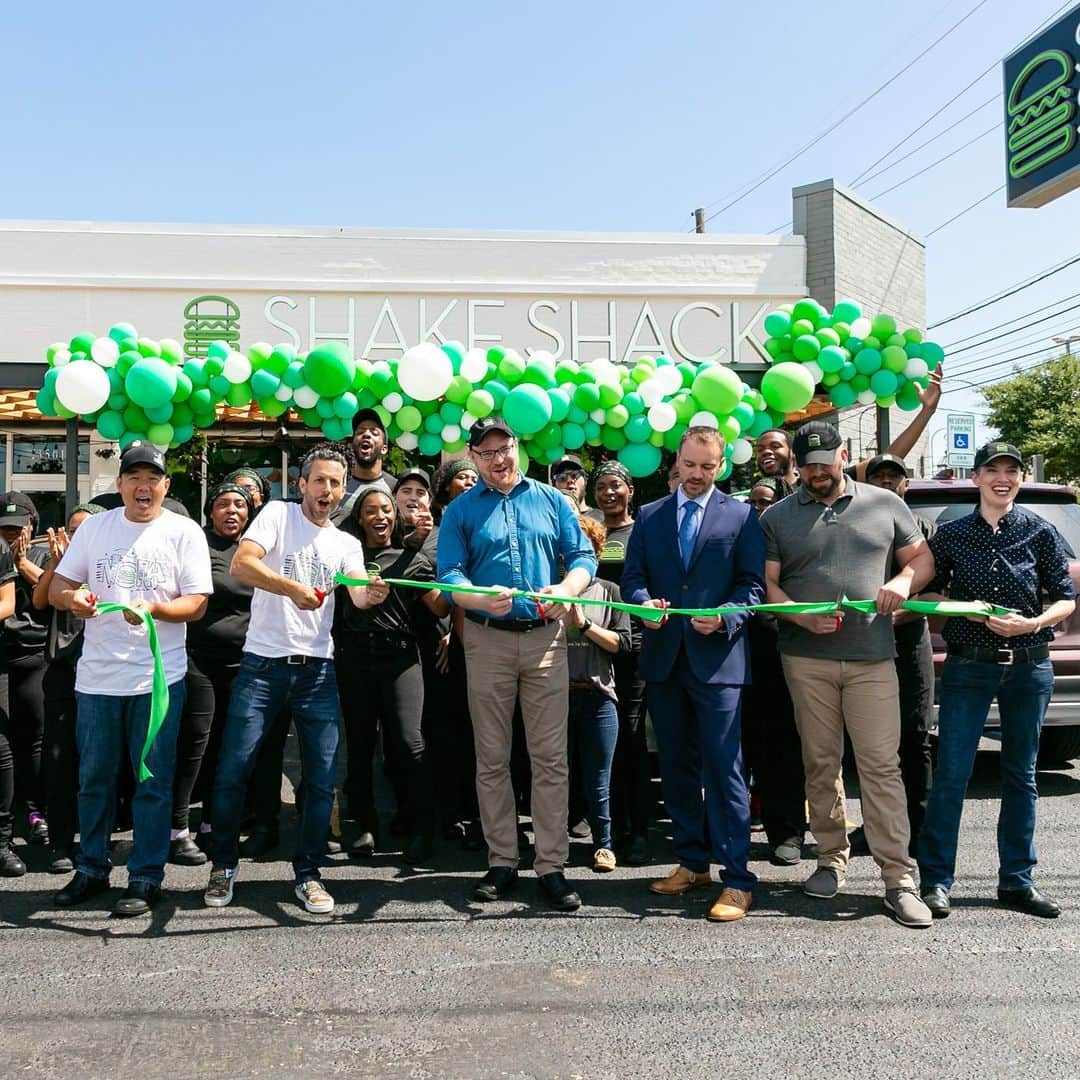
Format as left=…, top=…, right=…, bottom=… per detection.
left=438, top=417, right=597, bottom=911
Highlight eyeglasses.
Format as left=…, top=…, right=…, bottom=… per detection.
left=556, top=470, right=585, bottom=483
left=474, top=443, right=516, bottom=462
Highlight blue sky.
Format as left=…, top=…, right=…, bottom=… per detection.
left=6, top=0, right=1080, bottom=457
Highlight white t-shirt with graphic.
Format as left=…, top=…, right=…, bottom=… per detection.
left=241, top=500, right=365, bottom=660
left=56, top=507, right=213, bottom=695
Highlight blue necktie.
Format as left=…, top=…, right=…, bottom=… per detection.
left=679, top=501, right=700, bottom=569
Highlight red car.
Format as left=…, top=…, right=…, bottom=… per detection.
left=905, top=479, right=1080, bottom=764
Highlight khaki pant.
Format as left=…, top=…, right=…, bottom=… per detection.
left=462, top=618, right=569, bottom=876
left=781, top=655, right=915, bottom=889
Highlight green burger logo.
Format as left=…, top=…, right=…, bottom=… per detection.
left=1007, top=48, right=1077, bottom=180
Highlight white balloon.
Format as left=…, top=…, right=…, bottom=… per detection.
left=802, top=360, right=824, bottom=386
left=293, top=385, right=319, bottom=409
left=730, top=438, right=754, bottom=465
left=441, top=424, right=462, bottom=444
left=850, top=317, right=873, bottom=340
left=274, top=383, right=294, bottom=402
left=55, top=361, right=111, bottom=414
left=460, top=411, right=477, bottom=429
left=689, top=411, right=719, bottom=429
left=397, top=342, right=453, bottom=402
left=647, top=401, right=677, bottom=432
left=90, top=337, right=120, bottom=368
left=590, top=408, right=607, bottom=424
left=52, top=349, right=72, bottom=368
left=396, top=431, right=419, bottom=451
left=857, top=389, right=877, bottom=405
left=223, top=352, right=252, bottom=385
left=382, top=392, right=404, bottom=413
left=638, top=379, right=664, bottom=407
left=904, top=357, right=929, bottom=380
left=653, top=364, right=684, bottom=396
left=528, top=349, right=556, bottom=373
left=460, top=347, right=488, bottom=382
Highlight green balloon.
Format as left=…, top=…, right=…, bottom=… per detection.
left=533, top=422, right=562, bottom=451
left=282, top=361, right=306, bottom=389
left=118, top=430, right=142, bottom=449
left=719, top=416, right=741, bottom=443
left=662, top=423, right=687, bottom=452
left=763, top=311, right=791, bottom=337
left=869, top=369, right=898, bottom=397
left=315, top=398, right=336, bottom=420
left=108, top=323, right=138, bottom=344
left=466, top=389, right=495, bottom=418
left=854, top=348, right=883, bottom=375
left=144, top=402, right=173, bottom=424
left=418, top=432, right=444, bottom=457
left=622, top=391, right=645, bottom=416
left=171, top=423, right=194, bottom=445
left=732, top=401, right=756, bottom=430
left=903, top=328, right=924, bottom=344
left=183, top=358, right=208, bottom=388
left=209, top=374, right=231, bottom=399
left=863, top=335, right=882, bottom=352
left=266, top=345, right=295, bottom=376
left=583, top=419, right=603, bottom=445
left=172, top=371, right=193, bottom=403
left=547, top=387, right=571, bottom=423
left=791, top=300, right=823, bottom=329
left=897, top=381, right=923, bottom=411
left=831, top=300, right=861, bottom=324
left=125, top=357, right=177, bottom=409
left=69, top=331, right=95, bottom=355
left=763, top=337, right=787, bottom=359
left=881, top=346, right=908, bottom=373
left=597, top=382, right=623, bottom=409
left=921, top=342, right=945, bottom=369
left=691, top=365, right=742, bottom=415
left=335, top=391, right=359, bottom=419
left=440, top=401, right=464, bottom=425
left=122, top=404, right=150, bottom=433
left=748, top=410, right=773, bottom=438
left=821, top=372, right=841, bottom=388
left=226, top=384, right=252, bottom=408
left=815, top=327, right=841, bottom=348
left=871, top=314, right=897, bottom=340
left=502, top=384, right=552, bottom=436
left=251, top=370, right=280, bottom=398
left=498, top=351, right=526, bottom=384
left=206, top=341, right=230, bottom=361
left=397, top=405, right=422, bottom=432
left=424, top=413, right=444, bottom=434
left=521, top=361, right=556, bottom=389
left=171, top=403, right=193, bottom=428
left=760, top=362, right=816, bottom=415
left=904, top=342, right=923, bottom=359
left=96, top=410, right=126, bottom=440
left=851, top=373, right=870, bottom=393
left=304, top=343, right=355, bottom=398
left=146, top=422, right=174, bottom=447
left=618, top=442, right=662, bottom=477
left=189, top=388, right=214, bottom=414
left=562, top=422, right=586, bottom=449
left=602, top=426, right=628, bottom=452
left=817, top=345, right=846, bottom=374
left=606, top=404, right=630, bottom=429
left=573, top=383, right=601, bottom=411
left=486, top=380, right=509, bottom=409
left=445, top=375, right=473, bottom=405
left=792, top=334, right=821, bottom=362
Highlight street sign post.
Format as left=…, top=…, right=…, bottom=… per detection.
left=946, top=413, right=976, bottom=469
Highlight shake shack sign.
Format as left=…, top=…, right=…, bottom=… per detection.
left=1004, top=4, right=1080, bottom=208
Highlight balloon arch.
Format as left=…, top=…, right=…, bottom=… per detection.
left=36, top=300, right=943, bottom=480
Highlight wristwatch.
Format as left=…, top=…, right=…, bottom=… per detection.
left=581, top=618, right=594, bottom=634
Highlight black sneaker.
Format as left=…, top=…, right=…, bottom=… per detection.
left=47, top=848, right=75, bottom=874
left=169, top=836, right=208, bottom=866
left=54, top=870, right=110, bottom=907
left=112, top=881, right=163, bottom=917
left=0, top=843, right=27, bottom=877
left=537, top=871, right=582, bottom=912
left=472, top=866, right=518, bottom=902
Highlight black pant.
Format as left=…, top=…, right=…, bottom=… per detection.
left=7, top=653, right=46, bottom=816
left=610, top=648, right=651, bottom=839
left=172, top=653, right=240, bottom=832
left=0, top=672, right=12, bottom=846
left=743, top=619, right=807, bottom=848
left=41, top=661, right=78, bottom=851
left=895, top=620, right=934, bottom=853
left=337, top=632, right=429, bottom=837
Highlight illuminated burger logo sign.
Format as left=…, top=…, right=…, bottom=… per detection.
left=183, top=295, right=241, bottom=359
left=1004, top=9, right=1080, bottom=209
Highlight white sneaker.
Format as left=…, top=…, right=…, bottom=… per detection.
left=204, top=866, right=237, bottom=908
left=295, top=878, right=334, bottom=914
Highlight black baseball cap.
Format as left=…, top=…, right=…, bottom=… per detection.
left=550, top=455, right=585, bottom=478
left=467, top=416, right=514, bottom=448
left=793, top=421, right=842, bottom=467
left=119, top=441, right=166, bottom=474
left=352, top=407, right=387, bottom=434
left=973, top=441, right=1023, bottom=470
left=397, top=466, right=431, bottom=490
left=0, top=491, right=36, bottom=527
left=865, top=453, right=909, bottom=479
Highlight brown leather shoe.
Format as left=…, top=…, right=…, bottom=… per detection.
left=707, top=887, right=753, bottom=922
left=649, top=866, right=712, bottom=895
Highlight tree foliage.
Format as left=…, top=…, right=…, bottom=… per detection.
left=982, top=354, right=1080, bottom=485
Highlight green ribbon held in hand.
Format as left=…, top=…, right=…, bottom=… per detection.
left=333, top=574, right=1015, bottom=625
left=93, top=601, right=169, bottom=783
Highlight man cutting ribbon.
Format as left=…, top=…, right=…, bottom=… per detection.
left=48, top=441, right=213, bottom=918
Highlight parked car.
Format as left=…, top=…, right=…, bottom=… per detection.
left=905, top=479, right=1080, bottom=764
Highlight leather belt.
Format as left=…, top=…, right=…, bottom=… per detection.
left=948, top=643, right=1050, bottom=665
left=466, top=613, right=548, bottom=633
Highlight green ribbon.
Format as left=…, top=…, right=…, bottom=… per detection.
left=333, top=574, right=1014, bottom=625
left=94, top=602, right=169, bottom=783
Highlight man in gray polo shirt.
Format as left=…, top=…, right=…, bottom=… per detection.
left=759, top=421, right=935, bottom=929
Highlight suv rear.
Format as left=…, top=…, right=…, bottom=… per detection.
left=905, top=479, right=1080, bottom=763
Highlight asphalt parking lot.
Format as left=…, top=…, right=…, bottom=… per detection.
left=3, top=745, right=1079, bottom=1079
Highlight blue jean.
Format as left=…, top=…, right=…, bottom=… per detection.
left=568, top=689, right=618, bottom=851
left=918, top=656, right=1054, bottom=892
left=210, top=653, right=340, bottom=883
left=74, top=679, right=186, bottom=887
left=646, top=653, right=755, bottom=891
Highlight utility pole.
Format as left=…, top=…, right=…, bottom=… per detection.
left=693, top=208, right=705, bottom=234
left=1052, top=335, right=1080, bottom=355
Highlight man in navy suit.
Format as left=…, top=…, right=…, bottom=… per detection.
left=622, top=426, right=766, bottom=922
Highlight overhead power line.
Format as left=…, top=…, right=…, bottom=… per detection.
left=866, top=122, right=1001, bottom=201
left=928, top=252, right=1080, bottom=328
left=699, top=0, right=993, bottom=225
left=948, top=314, right=1080, bottom=374
left=942, top=288, right=1080, bottom=347
left=924, top=184, right=1003, bottom=237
